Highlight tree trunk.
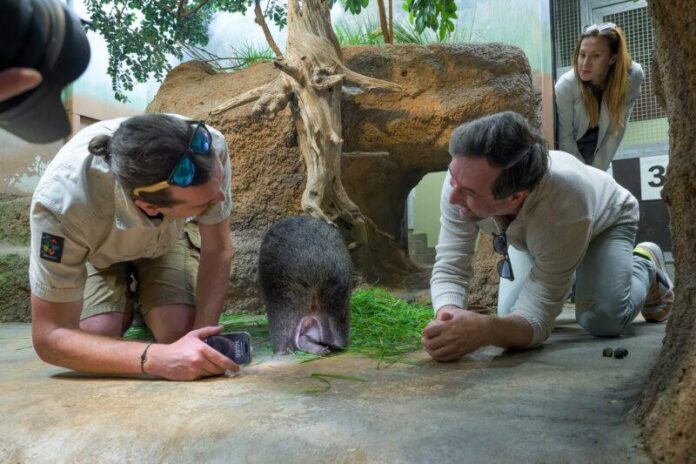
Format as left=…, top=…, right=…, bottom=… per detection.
left=282, top=0, right=360, bottom=225
left=376, top=0, right=392, bottom=44
left=637, top=1, right=696, bottom=462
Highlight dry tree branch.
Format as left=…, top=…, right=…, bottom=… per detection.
left=342, top=67, right=401, bottom=92
left=209, top=81, right=274, bottom=115
left=254, top=0, right=283, bottom=58
left=274, top=59, right=305, bottom=85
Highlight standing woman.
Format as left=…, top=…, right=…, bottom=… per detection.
left=555, top=23, right=644, bottom=171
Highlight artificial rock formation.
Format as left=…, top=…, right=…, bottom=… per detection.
left=637, top=2, right=696, bottom=461
left=0, top=196, right=31, bottom=322
left=147, top=43, right=539, bottom=312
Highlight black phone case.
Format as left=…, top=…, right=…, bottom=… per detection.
left=205, top=332, right=252, bottom=365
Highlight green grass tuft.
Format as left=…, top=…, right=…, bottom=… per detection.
left=348, top=288, right=432, bottom=363
left=122, top=325, right=154, bottom=342
left=233, top=43, right=275, bottom=67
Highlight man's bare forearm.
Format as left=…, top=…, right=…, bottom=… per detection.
left=37, top=326, right=151, bottom=374
left=31, top=295, right=150, bottom=375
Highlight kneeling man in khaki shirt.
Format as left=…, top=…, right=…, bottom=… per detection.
left=30, top=113, right=238, bottom=380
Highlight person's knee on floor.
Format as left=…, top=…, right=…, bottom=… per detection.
left=145, top=305, right=196, bottom=344
left=575, top=299, right=627, bottom=337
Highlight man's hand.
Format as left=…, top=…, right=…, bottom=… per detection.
left=422, top=307, right=489, bottom=362
left=0, top=68, right=42, bottom=102
left=144, top=325, right=240, bottom=381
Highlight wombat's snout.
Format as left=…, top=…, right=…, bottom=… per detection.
left=294, top=315, right=348, bottom=356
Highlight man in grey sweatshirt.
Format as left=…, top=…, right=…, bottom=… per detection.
left=423, top=112, right=673, bottom=362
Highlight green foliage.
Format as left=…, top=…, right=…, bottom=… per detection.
left=84, top=0, right=285, bottom=102
left=334, top=16, right=384, bottom=45
left=403, top=0, right=458, bottom=41
left=342, top=0, right=371, bottom=16
left=334, top=16, right=468, bottom=46
left=232, top=43, right=276, bottom=67
left=393, top=20, right=429, bottom=44
left=341, top=0, right=458, bottom=42
left=393, top=19, right=470, bottom=44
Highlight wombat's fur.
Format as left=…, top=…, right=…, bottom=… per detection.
left=258, top=216, right=351, bottom=355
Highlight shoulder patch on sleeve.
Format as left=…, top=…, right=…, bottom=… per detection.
left=40, top=233, right=65, bottom=263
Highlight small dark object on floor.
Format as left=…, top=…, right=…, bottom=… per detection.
left=614, top=348, right=629, bottom=359
left=602, top=347, right=614, bottom=357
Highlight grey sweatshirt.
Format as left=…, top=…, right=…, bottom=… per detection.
left=430, top=150, right=639, bottom=347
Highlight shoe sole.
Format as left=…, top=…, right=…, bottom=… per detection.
left=635, top=242, right=673, bottom=288
left=635, top=242, right=673, bottom=322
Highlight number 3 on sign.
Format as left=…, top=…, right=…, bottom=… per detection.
left=640, top=155, right=669, bottom=201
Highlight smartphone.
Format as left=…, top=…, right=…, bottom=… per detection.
left=205, top=332, right=252, bottom=365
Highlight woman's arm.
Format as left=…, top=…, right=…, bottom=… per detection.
left=555, top=74, right=582, bottom=159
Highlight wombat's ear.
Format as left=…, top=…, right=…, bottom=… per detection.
left=294, top=316, right=331, bottom=356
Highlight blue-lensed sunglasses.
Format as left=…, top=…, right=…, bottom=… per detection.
left=132, top=121, right=212, bottom=197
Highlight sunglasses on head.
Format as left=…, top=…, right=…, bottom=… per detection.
left=583, top=22, right=616, bottom=34
left=132, top=121, right=212, bottom=197
left=493, top=232, right=514, bottom=281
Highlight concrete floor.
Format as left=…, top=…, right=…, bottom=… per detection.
left=0, top=307, right=663, bottom=463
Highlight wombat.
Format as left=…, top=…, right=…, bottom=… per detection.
left=258, top=216, right=352, bottom=355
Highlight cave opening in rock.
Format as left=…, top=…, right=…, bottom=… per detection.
left=406, top=170, right=447, bottom=268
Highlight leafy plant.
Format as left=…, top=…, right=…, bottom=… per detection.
left=403, top=0, right=458, bottom=41
left=393, top=20, right=430, bottom=44
left=83, top=0, right=285, bottom=102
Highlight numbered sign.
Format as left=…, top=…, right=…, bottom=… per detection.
left=640, top=155, right=669, bottom=201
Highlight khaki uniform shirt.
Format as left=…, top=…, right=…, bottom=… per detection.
left=29, top=116, right=232, bottom=303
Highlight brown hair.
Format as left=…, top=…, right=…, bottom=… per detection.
left=572, top=25, right=632, bottom=135
left=449, top=112, right=548, bottom=199
left=88, top=114, right=216, bottom=207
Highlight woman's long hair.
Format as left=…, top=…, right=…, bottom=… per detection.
left=572, top=25, right=632, bottom=134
